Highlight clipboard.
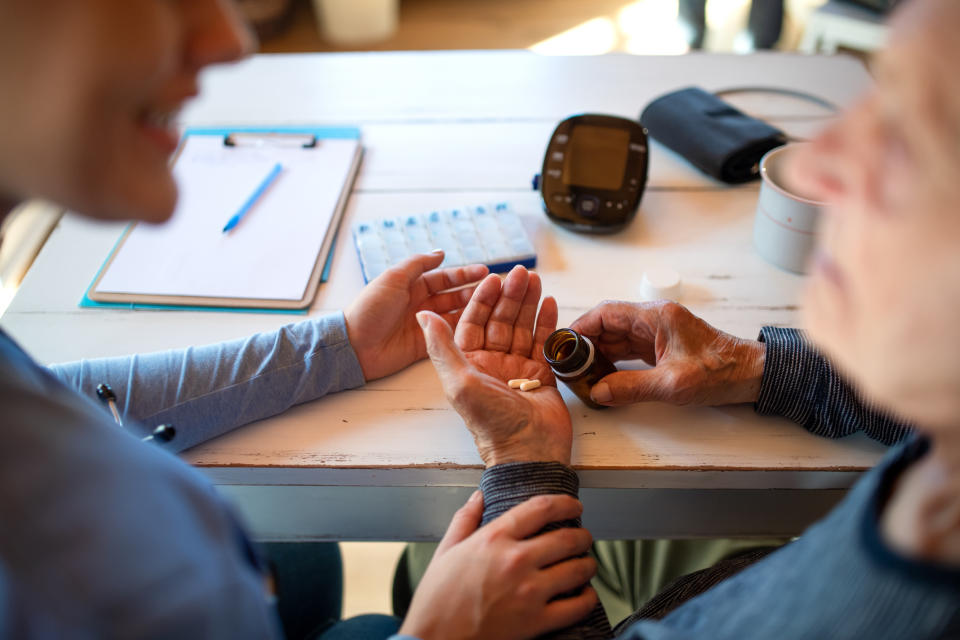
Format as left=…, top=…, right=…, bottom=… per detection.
left=83, top=126, right=363, bottom=312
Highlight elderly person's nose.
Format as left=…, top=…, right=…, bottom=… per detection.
left=787, top=95, right=900, bottom=210
left=785, top=126, right=846, bottom=204
left=786, top=98, right=881, bottom=208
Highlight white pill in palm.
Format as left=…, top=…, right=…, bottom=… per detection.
left=508, top=379, right=529, bottom=388
left=519, top=379, right=541, bottom=391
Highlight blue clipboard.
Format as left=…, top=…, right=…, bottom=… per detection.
left=81, top=125, right=362, bottom=314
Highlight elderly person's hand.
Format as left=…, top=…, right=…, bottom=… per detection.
left=416, top=266, right=569, bottom=466
left=569, top=300, right=766, bottom=408
left=345, top=251, right=488, bottom=382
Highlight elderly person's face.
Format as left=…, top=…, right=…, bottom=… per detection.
left=790, top=0, right=960, bottom=432
left=0, top=0, right=253, bottom=223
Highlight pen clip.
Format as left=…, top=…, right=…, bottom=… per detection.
left=224, top=133, right=318, bottom=149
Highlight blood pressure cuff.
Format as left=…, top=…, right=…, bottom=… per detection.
left=640, top=86, right=787, bottom=184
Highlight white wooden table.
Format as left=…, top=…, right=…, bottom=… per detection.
left=1, top=51, right=887, bottom=541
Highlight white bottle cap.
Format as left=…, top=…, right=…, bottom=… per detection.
left=640, top=267, right=682, bottom=301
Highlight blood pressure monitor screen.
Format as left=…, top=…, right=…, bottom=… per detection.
left=562, top=125, right=630, bottom=191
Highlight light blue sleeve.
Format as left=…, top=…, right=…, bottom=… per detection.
left=387, top=635, right=422, bottom=640
left=46, top=312, right=366, bottom=453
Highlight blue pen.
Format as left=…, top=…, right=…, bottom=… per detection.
left=222, top=162, right=283, bottom=233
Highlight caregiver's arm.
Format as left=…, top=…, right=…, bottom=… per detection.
left=49, top=252, right=487, bottom=452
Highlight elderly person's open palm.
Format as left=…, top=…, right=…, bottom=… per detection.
left=416, top=266, right=571, bottom=466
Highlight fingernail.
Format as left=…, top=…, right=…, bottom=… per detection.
left=416, top=311, right=429, bottom=329
left=469, top=490, right=482, bottom=503
left=591, top=382, right=612, bottom=404
left=431, top=248, right=444, bottom=254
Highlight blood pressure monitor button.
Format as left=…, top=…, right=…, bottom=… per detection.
left=576, top=196, right=601, bottom=217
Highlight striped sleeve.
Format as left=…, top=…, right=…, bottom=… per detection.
left=755, top=327, right=914, bottom=446
left=480, top=462, right=613, bottom=640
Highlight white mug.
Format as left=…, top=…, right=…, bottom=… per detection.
left=752, top=143, right=825, bottom=274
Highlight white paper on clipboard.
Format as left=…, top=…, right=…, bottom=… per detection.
left=95, top=134, right=359, bottom=302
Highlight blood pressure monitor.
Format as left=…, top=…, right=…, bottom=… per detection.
left=535, top=114, right=649, bottom=233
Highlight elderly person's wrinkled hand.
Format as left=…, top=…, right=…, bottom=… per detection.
left=416, top=266, right=570, bottom=466
left=569, top=300, right=766, bottom=408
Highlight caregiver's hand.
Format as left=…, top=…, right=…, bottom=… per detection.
left=399, top=492, right=597, bottom=640
left=345, top=251, right=488, bottom=381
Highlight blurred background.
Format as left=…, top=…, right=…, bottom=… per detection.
left=241, top=0, right=894, bottom=56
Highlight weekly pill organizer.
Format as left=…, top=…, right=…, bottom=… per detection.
left=352, top=202, right=537, bottom=283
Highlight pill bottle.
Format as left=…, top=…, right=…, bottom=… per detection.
left=543, top=328, right=617, bottom=410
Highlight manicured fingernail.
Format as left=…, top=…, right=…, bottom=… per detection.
left=591, top=382, right=612, bottom=404
left=431, top=248, right=444, bottom=254
left=416, top=311, right=429, bottom=329
left=469, top=490, right=482, bottom=503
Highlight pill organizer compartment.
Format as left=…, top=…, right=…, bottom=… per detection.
left=352, top=202, right=537, bottom=283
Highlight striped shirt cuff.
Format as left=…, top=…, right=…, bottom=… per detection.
left=755, top=326, right=913, bottom=445
left=479, top=462, right=580, bottom=527
left=755, top=326, right=821, bottom=426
